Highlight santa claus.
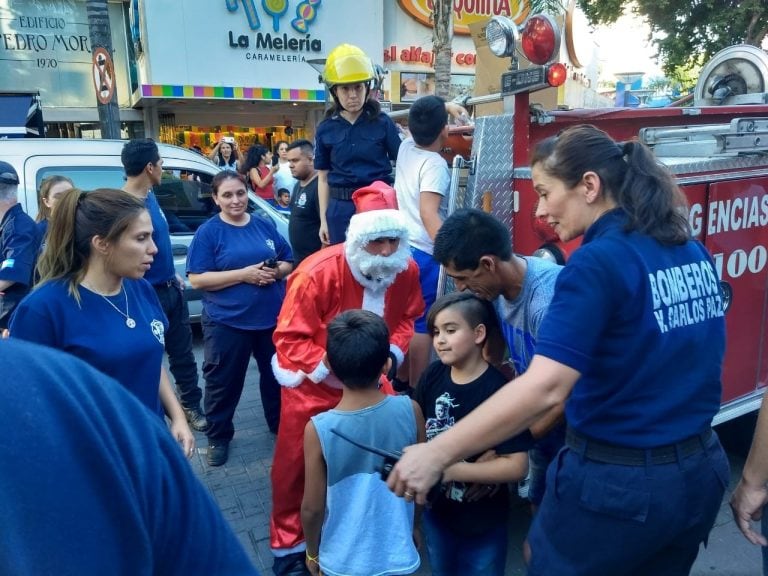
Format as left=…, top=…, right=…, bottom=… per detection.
left=269, top=181, right=424, bottom=575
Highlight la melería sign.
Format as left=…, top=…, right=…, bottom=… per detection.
left=225, top=0, right=323, bottom=62
left=228, top=30, right=321, bottom=62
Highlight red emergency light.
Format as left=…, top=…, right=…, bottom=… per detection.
left=547, top=62, right=567, bottom=87
left=520, top=14, right=561, bottom=65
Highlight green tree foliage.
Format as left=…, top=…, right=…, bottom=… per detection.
left=577, top=0, right=768, bottom=77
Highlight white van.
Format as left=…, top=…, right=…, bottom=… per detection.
left=0, top=139, right=289, bottom=321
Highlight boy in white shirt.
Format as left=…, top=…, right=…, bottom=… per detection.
left=394, top=95, right=452, bottom=391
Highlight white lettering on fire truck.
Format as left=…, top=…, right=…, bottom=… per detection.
left=688, top=194, right=768, bottom=280
left=648, top=259, right=724, bottom=334
left=689, top=193, right=768, bottom=236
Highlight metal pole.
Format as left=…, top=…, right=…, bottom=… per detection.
left=87, top=0, right=121, bottom=139
left=387, top=92, right=505, bottom=120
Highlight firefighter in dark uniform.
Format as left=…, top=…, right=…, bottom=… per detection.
left=388, top=124, right=730, bottom=576
left=0, top=161, right=39, bottom=330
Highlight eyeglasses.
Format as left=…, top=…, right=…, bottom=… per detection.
left=0, top=172, right=19, bottom=184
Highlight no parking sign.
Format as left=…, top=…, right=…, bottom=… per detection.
left=92, top=47, right=115, bottom=105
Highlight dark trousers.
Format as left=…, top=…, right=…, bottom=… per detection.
left=153, top=281, right=201, bottom=409
left=326, top=197, right=356, bottom=245
left=527, top=432, right=729, bottom=576
left=201, top=313, right=281, bottom=440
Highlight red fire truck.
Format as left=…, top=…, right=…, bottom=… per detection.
left=439, top=15, right=768, bottom=426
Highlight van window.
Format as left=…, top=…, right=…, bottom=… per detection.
left=156, top=169, right=216, bottom=233
left=36, top=166, right=221, bottom=235
left=37, top=166, right=125, bottom=192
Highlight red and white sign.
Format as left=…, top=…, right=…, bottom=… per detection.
left=92, top=47, right=115, bottom=105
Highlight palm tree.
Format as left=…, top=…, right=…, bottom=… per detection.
left=86, top=0, right=121, bottom=138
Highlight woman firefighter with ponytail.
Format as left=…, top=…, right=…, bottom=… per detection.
left=388, top=124, right=730, bottom=575
left=314, top=43, right=401, bottom=246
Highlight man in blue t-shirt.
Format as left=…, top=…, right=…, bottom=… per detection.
left=0, top=161, right=40, bottom=330
left=0, top=337, right=259, bottom=575
left=121, top=139, right=206, bottom=431
left=433, top=208, right=563, bottom=511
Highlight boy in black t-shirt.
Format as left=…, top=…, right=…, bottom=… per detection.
left=415, top=291, right=533, bottom=576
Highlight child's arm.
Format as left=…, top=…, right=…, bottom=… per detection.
left=411, top=399, right=426, bottom=444
left=443, top=451, right=528, bottom=485
left=301, top=421, right=327, bottom=575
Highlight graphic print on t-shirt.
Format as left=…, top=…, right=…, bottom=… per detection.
left=425, top=392, right=458, bottom=441
left=151, top=319, right=165, bottom=345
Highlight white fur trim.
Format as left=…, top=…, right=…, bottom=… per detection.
left=362, top=288, right=386, bottom=317
left=389, top=344, right=404, bottom=367
left=271, top=354, right=332, bottom=388
left=307, top=359, right=330, bottom=384
left=271, top=354, right=306, bottom=388
left=346, top=209, right=409, bottom=247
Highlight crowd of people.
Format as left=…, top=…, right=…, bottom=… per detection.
left=1, top=40, right=763, bottom=576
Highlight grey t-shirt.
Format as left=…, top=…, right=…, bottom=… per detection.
left=494, top=256, right=562, bottom=375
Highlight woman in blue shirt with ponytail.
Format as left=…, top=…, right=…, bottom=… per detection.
left=389, top=124, right=729, bottom=576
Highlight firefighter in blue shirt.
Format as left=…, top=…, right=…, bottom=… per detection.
left=389, top=124, right=729, bottom=576
left=0, top=161, right=39, bottom=329
left=315, top=43, right=401, bottom=246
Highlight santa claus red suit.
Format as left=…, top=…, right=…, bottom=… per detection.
left=269, top=183, right=424, bottom=569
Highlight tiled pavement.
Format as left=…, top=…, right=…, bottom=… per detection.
left=182, top=336, right=762, bottom=575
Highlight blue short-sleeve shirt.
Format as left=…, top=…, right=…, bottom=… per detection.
left=142, top=191, right=176, bottom=286
left=535, top=210, right=725, bottom=447
left=186, top=213, right=292, bottom=330
left=314, top=110, right=401, bottom=187
left=10, top=278, right=168, bottom=415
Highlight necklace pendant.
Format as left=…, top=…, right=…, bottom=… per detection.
left=126, top=317, right=136, bottom=329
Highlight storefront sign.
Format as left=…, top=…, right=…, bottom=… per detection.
left=0, top=0, right=130, bottom=108
left=225, top=0, right=323, bottom=60
left=141, top=0, right=381, bottom=98
left=383, top=45, right=476, bottom=67
left=396, top=0, right=528, bottom=35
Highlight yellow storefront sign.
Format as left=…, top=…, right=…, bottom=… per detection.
left=397, top=0, right=529, bottom=35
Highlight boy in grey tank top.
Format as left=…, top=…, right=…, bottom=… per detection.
left=302, top=310, right=426, bottom=576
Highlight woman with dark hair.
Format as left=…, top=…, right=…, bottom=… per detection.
left=187, top=170, right=293, bottom=466
left=272, top=140, right=296, bottom=196
left=11, top=188, right=195, bottom=457
left=208, top=138, right=244, bottom=170
left=389, top=124, right=729, bottom=575
left=243, top=144, right=279, bottom=201
left=315, top=43, right=401, bottom=245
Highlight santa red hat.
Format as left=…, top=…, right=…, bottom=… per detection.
left=346, top=181, right=409, bottom=247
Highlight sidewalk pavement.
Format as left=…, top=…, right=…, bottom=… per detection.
left=183, top=341, right=763, bottom=575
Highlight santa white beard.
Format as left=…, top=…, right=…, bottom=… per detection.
left=345, top=240, right=411, bottom=293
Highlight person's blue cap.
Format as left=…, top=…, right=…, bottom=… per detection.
left=0, top=161, right=19, bottom=185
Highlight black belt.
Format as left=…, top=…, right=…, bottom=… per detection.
left=566, top=427, right=712, bottom=466
left=329, top=186, right=361, bottom=201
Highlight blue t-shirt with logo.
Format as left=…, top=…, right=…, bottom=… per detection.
left=186, top=213, right=292, bottom=330
left=535, top=209, right=725, bottom=447
left=10, top=278, right=168, bottom=415
left=143, top=191, right=176, bottom=286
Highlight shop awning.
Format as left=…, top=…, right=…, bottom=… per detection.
left=0, top=94, right=44, bottom=138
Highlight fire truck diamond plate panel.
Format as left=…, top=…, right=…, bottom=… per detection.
left=465, top=114, right=516, bottom=238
